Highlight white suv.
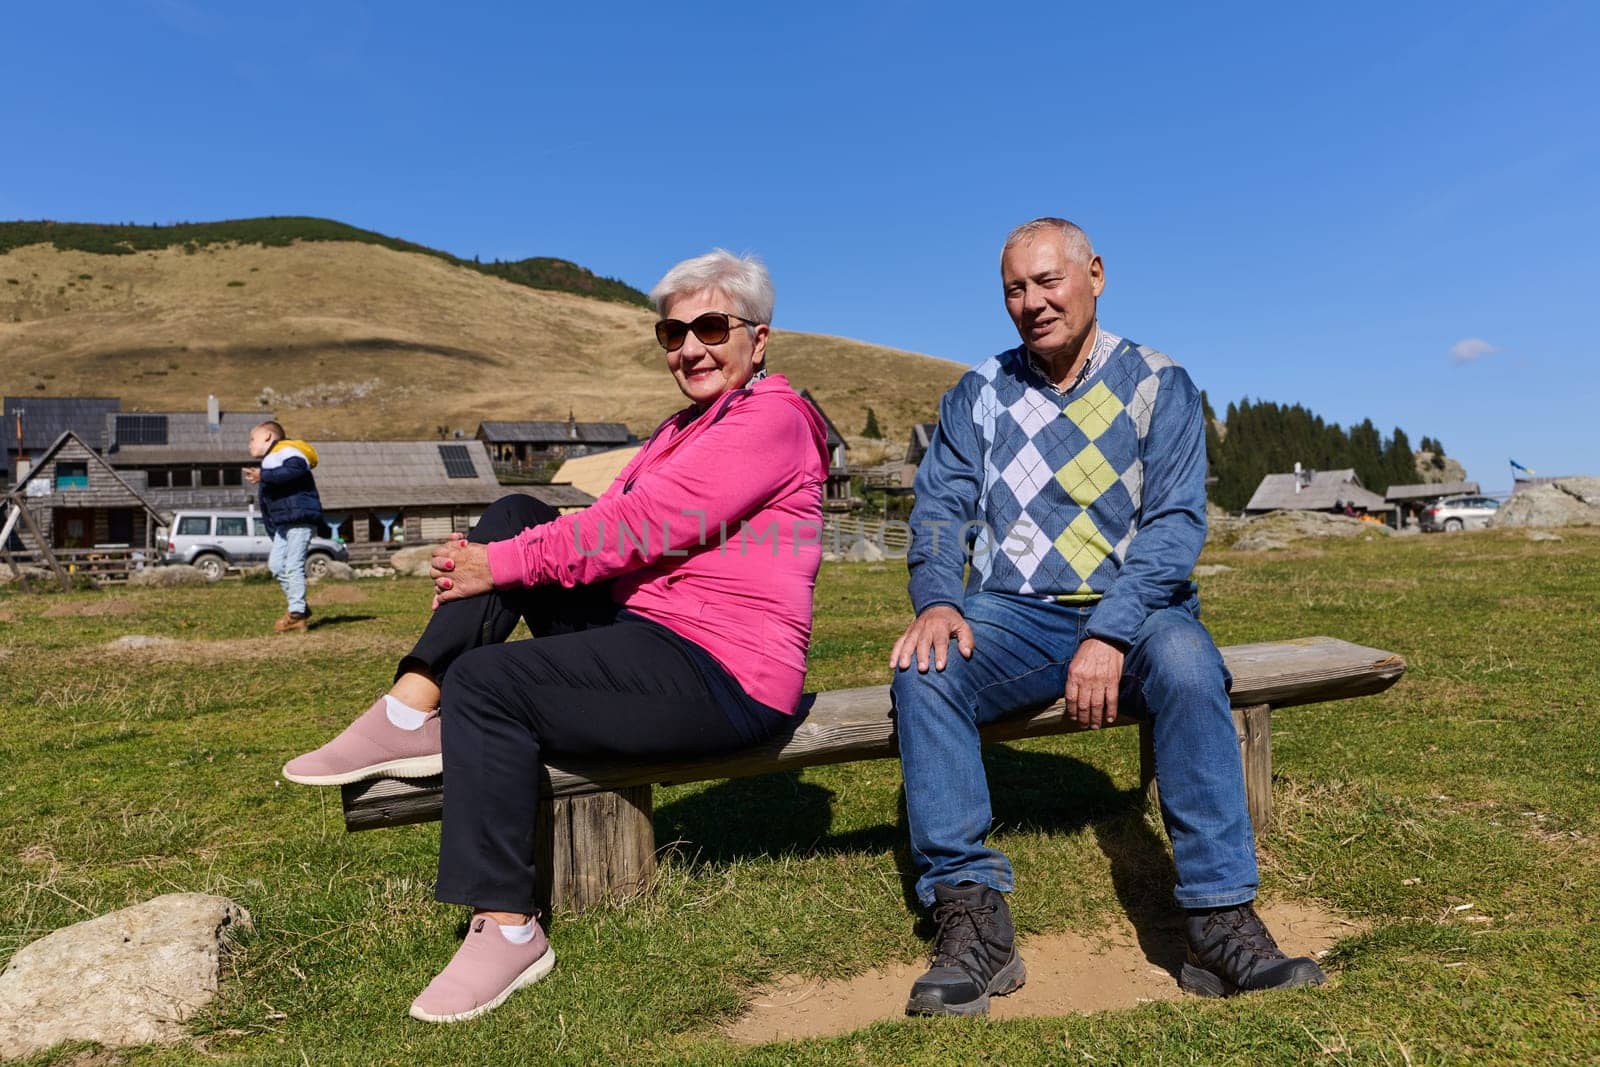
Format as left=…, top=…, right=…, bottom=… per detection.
left=161, top=509, right=348, bottom=580
left=1420, top=495, right=1500, bottom=532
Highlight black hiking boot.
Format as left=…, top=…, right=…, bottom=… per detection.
left=905, top=882, right=1025, bottom=1017
left=1180, top=903, right=1327, bottom=997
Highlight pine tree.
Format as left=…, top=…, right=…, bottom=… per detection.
left=862, top=407, right=883, bottom=439
left=1383, top=427, right=1414, bottom=491
left=1200, top=390, right=1224, bottom=489
left=1205, top=395, right=1451, bottom=510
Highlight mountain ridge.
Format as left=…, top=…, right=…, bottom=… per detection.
left=0, top=228, right=963, bottom=447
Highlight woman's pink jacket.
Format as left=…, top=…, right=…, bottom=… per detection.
left=486, top=374, right=831, bottom=713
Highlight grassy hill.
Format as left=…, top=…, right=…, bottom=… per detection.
left=0, top=218, right=651, bottom=307
left=0, top=222, right=963, bottom=446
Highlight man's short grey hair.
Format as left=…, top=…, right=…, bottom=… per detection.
left=1001, top=217, right=1095, bottom=265
left=649, top=249, right=775, bottom=326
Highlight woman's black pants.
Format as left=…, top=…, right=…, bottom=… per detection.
left=402, top=494, right=771, bottom=915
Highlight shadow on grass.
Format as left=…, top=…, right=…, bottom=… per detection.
left=308, top=613, right=378, bottom=630
left=654, top=743, right=1184, bottom=973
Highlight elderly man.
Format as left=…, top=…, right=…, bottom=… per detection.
left=891, top=218, right=1325, bottom=1016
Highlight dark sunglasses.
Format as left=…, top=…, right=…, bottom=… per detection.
left=654, top=312, right=757, bottom=352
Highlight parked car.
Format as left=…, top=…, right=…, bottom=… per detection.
left=160, top=509, right=348, bottom=580
left=1420, top=495, right=1500, bottom=532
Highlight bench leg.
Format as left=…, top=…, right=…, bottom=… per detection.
left=1139, top=718, right=1160, bottom=818
left=1139, top=704, right=1273, bottom=835
left=533, top=785, right=657, bottom=914
left=1235, top=705, right=1273, bottom=835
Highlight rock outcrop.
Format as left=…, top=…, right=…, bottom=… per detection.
left=0, top=894, right=252, bottom=1060
left=311, top=560, right=357, bottom=582
left=127, top=565, right=208, bottom=588
left=388, top=544, right=437, bottom=577
left=1212, top=509, right=1395, bottom=551
left=1491, top=478, right=1600, bottom=528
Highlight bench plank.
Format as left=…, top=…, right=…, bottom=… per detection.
left=342, top=636, right=1404, bottom=832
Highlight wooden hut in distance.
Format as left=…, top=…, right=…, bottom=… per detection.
left=8, top=431, right=166, bottom=549
left=798, top=390, right=853, bottom=511
left=475, top=416, right=632, bottom=471
left=898, top=421, right=939, bottom=489
left=1385, top=480, right=1480, bottom=529
left=3, top=396, right=121, bottom=489
left=1244, top=465, right=1393, bottom=520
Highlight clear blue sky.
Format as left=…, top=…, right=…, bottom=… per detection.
left=5, top=1, right=1596, bottom=490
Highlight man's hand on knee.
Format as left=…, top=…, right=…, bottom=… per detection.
left=1066, top=637, right=1125, bottom=728
left=891, top=605, right=975, bottom=673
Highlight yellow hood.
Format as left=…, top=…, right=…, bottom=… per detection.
left=268, top=439, right=319, bottom=467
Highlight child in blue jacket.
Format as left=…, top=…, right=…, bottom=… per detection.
left=245, top=420, right=323, bottom=632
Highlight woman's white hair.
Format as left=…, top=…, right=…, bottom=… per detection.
left=1001, top=217, right=1095, bottom=264
left=649, top=249, right=775, bottom=326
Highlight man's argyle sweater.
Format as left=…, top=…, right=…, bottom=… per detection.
left=906, top=332, right=1208, bottom=648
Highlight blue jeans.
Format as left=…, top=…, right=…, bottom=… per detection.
left=892, top=590, right=1257, bottom=910
left=267, top=524, right=314, bottom=615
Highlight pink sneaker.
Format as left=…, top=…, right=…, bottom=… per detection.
left=409, top=916, right=556, bottom=1023
left=281, top=697, right=443, bottom=786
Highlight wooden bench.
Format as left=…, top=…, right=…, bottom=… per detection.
left=343, top=636, right=1404, bottom=912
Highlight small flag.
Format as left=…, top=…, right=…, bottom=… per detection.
left=1510, top=458, right=1536, bottom=476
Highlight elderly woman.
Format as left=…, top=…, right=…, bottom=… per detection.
left=282, top=250, right=829, bottom=1022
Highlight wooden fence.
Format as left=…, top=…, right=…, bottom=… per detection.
left=2, top=542, right=408, bottom=586
left=2, top=525, right=905, bottom=590
left=2, top=546, right=156, bottom=586
left=821, top=516, right=912, bottom=555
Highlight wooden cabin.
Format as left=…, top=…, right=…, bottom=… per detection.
left=799, top=390, right=854, bottom=511
left=476, top=417, right=632, bottom=468
left=9, top=431, right=166, bottom=549
left=1244, top=467, right=1393, bottom=520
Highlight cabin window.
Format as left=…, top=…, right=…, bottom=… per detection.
left=200, top=467, right=222, bottom=487
left=223, top=467, right=243, bottom=486
left=55, top=462, right=89, bottom=491
left=170, top=468, right=193, bottom=488
left=146, top=468, right=170, bottom=488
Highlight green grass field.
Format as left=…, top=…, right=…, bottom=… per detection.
left=2, top=529, right=1598, bottom=1064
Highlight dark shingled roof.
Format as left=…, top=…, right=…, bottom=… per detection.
left=1385, top=480, right=1480, bottom=502
left=3, top=397, right=121, bottom=476
left=905, top=421, right=939, bottom=466
left=476, top=420, right=631, bottom=445
left=122, top=440, right=598, bottom=514
left=798, top=390, right=847, bottom=451
left=1244, top=469, right=1390, bottom=512
left=103, top=410, right=264, bottom=465
left=310, top=440, right=505, bottom=510
left=11, top=430, right=166, bottom=522
left=497, top=483, right=598, bottom=510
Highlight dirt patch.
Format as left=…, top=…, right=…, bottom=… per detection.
left=307, top=585, right=369, bottom=605
left=42, top=596, right=141, bottom=619
left=724, top=900, right=1361, bottom=1044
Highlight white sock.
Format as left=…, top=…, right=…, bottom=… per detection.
left=384, top=695, right=431, bottom=731
left=497, top=918, right=537, bottom=944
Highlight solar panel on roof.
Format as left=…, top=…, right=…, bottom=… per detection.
left=115, top=414, right=169, bottom=446
left=438, top=444, right=476, bottom=479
